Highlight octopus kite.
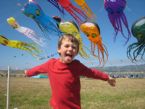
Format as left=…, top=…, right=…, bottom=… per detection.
left=80, top=22, right=108, bottom=65
left=104, top=0, right=131, bottom=43
left=47, top=0, right=87, bottom=25
left=74, top=0, right=95, bottom=20
left=127, top=17, right=145, bottom=61
left=0, top=35, right=41, bottom=58
left=7, top=17, right=46, bottom=47
left=22, top=0, right=61, bottom=38
left=53, top=16, right=89, bottom=58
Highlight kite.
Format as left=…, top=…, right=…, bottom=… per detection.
left=104, top=0, right=131, bottom=43
left=7, top=17, right=46, bottom=46
left=74, top=0, right=95, bottom=20
left=22, top=0, right=62, bottom=38
left=127, top=17, right=145, bottom=61
left=53, top=16, right=89, bottom=58
left=80, top=22, right=108, bottom=65
left=47, top=0, right=87, bottom=25
left=0, top=35, right=41, bottom=58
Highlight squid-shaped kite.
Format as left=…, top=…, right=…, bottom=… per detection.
left=0, top=35, right=41, bottom=58
left=104, top=0, right=131, bottom=43
left=47, top=0, right=87, bottom=25
left=80, top=22, right=108, bottom=65
left=74, top=0, right=95, bottom=20
left=22, top=0, right=61, bottom=38
left=7, top=17, right=46, bottom=47
left=53, top=16, right=89, bottom=58
left=127, top=17, right=145, bottom=62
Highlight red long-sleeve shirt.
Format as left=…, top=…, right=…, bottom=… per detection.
left=26, top=58, right=109, bottom=109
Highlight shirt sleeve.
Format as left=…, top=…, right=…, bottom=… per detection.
left=77, top=61, right=109, bottom=81
left=26, top=60, right=50, bottom=77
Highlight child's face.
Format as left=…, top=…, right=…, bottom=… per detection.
left=57, top=38, right=78, bottom=64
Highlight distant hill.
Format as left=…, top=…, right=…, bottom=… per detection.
left=94, top=64, right=145, bottom=72
left=0, top=64, right=145, bottom=74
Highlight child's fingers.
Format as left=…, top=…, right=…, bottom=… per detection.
left=108, top=78, right=116, bottom=87
left=24, top=70, right=27, bottom=76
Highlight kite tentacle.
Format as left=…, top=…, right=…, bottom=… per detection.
left=69, top=4, right=87, bottom=20
left=65, top=7, right=83, bottom=25
left=74, top=0, right=95, bottom=20
left=47, top=0, right=65, bottom=14
left=58, top=0, right=87, bottom=25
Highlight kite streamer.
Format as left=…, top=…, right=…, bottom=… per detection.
left=7, top=17, right=46, bottom=46
left=47, top=0, right=87, bottom=25
left=74, top=0, right=95, bottom=20
left=80, top=22, right=108, bottom=65
left=22, top=0, right=61, bottom=38
left=127, top=17, right=145, bottom=61
left=53, top=16, right=89, bottom=58
left=47, top=0, right=65, bottom=15
left=0, top=35, right=41, bottom=58
left=104, top=0, right=131, bottom=43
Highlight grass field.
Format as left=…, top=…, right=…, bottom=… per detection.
left=0, top=77, right=145, bottom=109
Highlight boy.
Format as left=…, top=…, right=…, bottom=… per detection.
left=25, top=34, right=116, bottom=109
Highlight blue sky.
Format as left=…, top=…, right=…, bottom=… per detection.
left=0, top=0, right=145, bottom=69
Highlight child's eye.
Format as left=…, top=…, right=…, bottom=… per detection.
left=64, top=45, right=69, bottom=48
left=72, top=46, right=76, bottom=49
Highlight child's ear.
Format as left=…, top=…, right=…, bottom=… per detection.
left=57, top=49, right=61, bottom=54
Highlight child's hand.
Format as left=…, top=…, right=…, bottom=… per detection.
left=24, top=70, right=27, bottom=77
left=107, top=76, right=116, bottom=87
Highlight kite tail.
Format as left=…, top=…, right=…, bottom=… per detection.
left=64, top=4, right=87, bottom=25
left=79, top=46, right=89, bottom=58
left=23, top=43, right=43, bottom=60
left=116, top=16, right=129, bottom=43
left=17, top=27, right=45, bottom=46
left=70, top=4, right=88, bottom=21
left=70, top=3, right=87, bottom=19
left=64, top=7, right=83, bottom=25
left=8, top=40, right=41, bottom=58
left=37, top=52, right=58, bottom=60
left=108, top=14, right=119, bottom=42
left=75, top=34, right=89, bottom=58
left=127, top=42, right=145, bottom=62
left=28, top=43, right=42, bottom=54
left=90, top=42, right=102, bottom=66
left=47, top=0, right=65, bottom=15
left=77, top=39, right=89, bottom=58
left=127, top=42, right=139, bottom=62
left=91, top=41, right=108, bottom=66
left=121, top=13, right=131, bottom=44
left=17, top=42, right=41, bottom=56
left=80, top=3, right=95, bottom=20
left=98, top=43, right=108, bottom=66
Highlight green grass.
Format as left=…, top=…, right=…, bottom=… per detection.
left=0, top=77, right=145, bottom=109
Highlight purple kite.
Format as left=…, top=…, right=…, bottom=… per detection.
left=104, top=0, right=131, bottom=44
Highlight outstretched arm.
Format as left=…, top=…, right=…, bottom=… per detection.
left=24, top=61, right=50, bottom=77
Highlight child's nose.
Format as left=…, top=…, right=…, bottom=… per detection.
left=68, top=46, right=73, bottom=50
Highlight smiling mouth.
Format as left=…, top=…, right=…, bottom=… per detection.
left=65, top=53, right=73, bottom=58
